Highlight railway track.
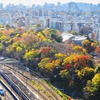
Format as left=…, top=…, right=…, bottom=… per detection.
left=0, top=82, right=15, bottom=100
left=1, top=68, right=39, bottom=100
left=16, top=64, right=62, bottom=100
left=8, top=68, right=51, bottom=100
left=2, top=63, right=63, bottom=100
left=0, top=80, right=19, bottom=100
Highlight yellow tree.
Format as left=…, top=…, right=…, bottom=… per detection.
left=24, top=49, right=38, bottom=60
left=73, top=45, right=86, bottom=54
left=75, top=66, right=94, bottom=80
left=62, top=53, right=79, bottom=66
left=91, top=42, right=98, bottom=49
left=45, top=61, right=55, bottom=72
left=37, top=32, right=46, bottom=41
left=81, top=40, right=90, bottom=52
left=38, top=57, right=50, bottom=70
left=55, top=53, right=65, bottom=59
left=21, top=33, right=39, bottom=48
left=42, top=28, right=51, bottom=38
left=83, top=73, right=100, bottom=100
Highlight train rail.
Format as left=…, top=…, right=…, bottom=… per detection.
left=0, top=68, right=39, bottom=100
left=0, top=61, right=62, bottom=100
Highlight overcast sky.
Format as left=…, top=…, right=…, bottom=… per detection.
left=0, top=0, right=99, bottom=7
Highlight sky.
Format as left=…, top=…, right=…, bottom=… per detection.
left=0, top=0, right=99, bottom=7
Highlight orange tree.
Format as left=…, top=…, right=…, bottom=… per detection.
left=62, top=53, right=79, bottom=66
left=94, top=46, right=100, bottom=57
left=39, top=47, right=52, bottom=55
left=61, top=53, right=95, bottom=96
left=73, top=55, right=91, bottom=69
left=73, top=54, right=95, bottom=97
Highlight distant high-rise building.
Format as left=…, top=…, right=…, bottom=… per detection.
left=0, top=3, right=3, bottom=9
left=55, top=21, right=64, bottom=32
left=43, top=2, right=48, bottom=9
left=68, top=2, right=79, bottom=12
left=96, top=29, right=100, bottom=43
left=18, top=3, right=24, bottom=9
left=31, top=4, right=35, bottom=8
left=97, top=4, right=100, bottom=10
left=57, top=2, right=61, bottom=7
left=39, top=9, right=43, bottom=16
left=46, top=18, right=50, bottom=28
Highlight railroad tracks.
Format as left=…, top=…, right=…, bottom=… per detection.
left=0, top=79, right=19, bottom=100
left=1, top=68, right=39, bottom=100
left=1, top=64, right=63, bottom=100
left=0, top=66, right=53, bottom=100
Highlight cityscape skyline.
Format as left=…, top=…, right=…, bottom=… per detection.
left=0, top=0, right=100, bottom=7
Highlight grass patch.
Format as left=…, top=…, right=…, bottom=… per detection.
left=30, top=80, right=51, bottom=98
left=42, top=80, right=72, bottom=100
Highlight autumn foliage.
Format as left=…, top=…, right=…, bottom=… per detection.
left=64, top=63, right=71, bottom=70
left=13, top=37, right=22, bottom=42
left=39, top=47, right=52, bottom=55
left=81, top=40, right=90, bottom=48
left=74, top=55, right=90, bottom=69
left=63, top=53, right=79, bottom=65
left=0, top=24, right=100, bottom=100
left=94, top=46, right=100, bottom=55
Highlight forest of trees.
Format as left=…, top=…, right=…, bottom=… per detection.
left=0, top=24, right=100, bottom=100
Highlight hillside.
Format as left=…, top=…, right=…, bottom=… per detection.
left=0, top=25, right=100, bottom=100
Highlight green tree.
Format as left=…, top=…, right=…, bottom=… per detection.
left=59, top=69, right=69, bottom=79
left=83, top=73, right=100, bottom=100
left=38, top=57, right=50, bottom=70
left=71, top=30, right=78, bottom=35
left=95, top=64, right=100, bottom=74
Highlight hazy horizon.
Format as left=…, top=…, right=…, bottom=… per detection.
left=0, top=0, right=99, bottom=7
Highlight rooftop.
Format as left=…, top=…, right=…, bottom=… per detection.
left=61, top=33, right=87, bottom=42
